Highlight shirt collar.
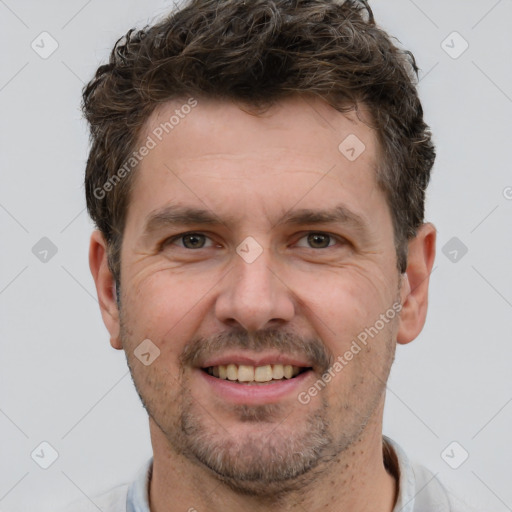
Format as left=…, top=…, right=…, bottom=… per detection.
left=126, top=458, right=152, bottom=512
left=127, top=437, right=414, bottom=512
left=383, top=435, right=417, bottom=512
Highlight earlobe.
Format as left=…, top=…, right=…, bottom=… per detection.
left=396, top=223, right=437, bottom=345
left=89, top=230, right=123, bottom=350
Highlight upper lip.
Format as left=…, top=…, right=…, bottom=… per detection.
left=200, top=351, right=313, bottom=369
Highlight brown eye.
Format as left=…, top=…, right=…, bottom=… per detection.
left=162, top=232, right=219, bottom=252
left=306, top=233, right=334, bottom=249
left=180, top=233, right=207, bottom=249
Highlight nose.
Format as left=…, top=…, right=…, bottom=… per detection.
left=214, top=249, right=295, bottom=332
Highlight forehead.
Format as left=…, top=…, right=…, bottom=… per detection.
left=126, top=95, right=386, bottom=232
left=142, top=95, right=378, bottom=166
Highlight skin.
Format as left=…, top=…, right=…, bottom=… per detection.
left=90, top=95, right=436, bottom=512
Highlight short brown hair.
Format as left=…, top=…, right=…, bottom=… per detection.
left=83, top=0, right=435, bottom=283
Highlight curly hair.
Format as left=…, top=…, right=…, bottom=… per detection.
left=82, top=0, right=435, bottom=283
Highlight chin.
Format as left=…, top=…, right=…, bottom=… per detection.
left=158, top=395, right=349, bottom=498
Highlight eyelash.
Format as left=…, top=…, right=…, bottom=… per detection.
left=162, top=231, right=346, bottom=250
left=163, top=232, right=216, bottom=250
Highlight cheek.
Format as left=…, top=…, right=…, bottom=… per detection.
left=307, top=276, right=397, bottom=410
left=294, top=265, right=396, bottom=345
left=120, top=268, right=218, bottom=354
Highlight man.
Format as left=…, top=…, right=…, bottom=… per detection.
left=69, top=0, right=474, bottom=510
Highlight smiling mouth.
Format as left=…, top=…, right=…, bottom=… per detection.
left=202, top=364, right=312, bottom=384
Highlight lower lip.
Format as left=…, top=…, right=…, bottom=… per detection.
left=198, top=369, right=313, bottom=405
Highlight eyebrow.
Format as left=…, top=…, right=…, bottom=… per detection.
left=142, top=204, right=371, bottom=240
left=275, top=205, right=370, bottom=237
left=143, top=205, right=228, bottom=236
left=277, top=205, right=367, bottom=227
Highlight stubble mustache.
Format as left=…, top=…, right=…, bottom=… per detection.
left=179, top=327, right=334, bottom=375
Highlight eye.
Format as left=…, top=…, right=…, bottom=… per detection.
left=166, top=232, right=213, bottom=249
left=295, top=232, right=339, bottom=249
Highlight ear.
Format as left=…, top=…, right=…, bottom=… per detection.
left=89, top=230, right=122, bottom=350
left=396, top=223, right=436, bottom=345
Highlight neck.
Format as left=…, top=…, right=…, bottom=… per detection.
left=148, top=415, right=397, bottom=512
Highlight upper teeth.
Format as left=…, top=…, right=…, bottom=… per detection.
left=207, top=364, right=303, bottom=382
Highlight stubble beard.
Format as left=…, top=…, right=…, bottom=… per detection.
left=120, top=310, right=398, bottom=498
left=165, top=387, right=338, bottom=496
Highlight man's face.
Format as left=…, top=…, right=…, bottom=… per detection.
left=117, top=96, right=403, bottom=494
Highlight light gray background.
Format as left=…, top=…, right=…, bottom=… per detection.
left=1, top=1, right=511, bottom=510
